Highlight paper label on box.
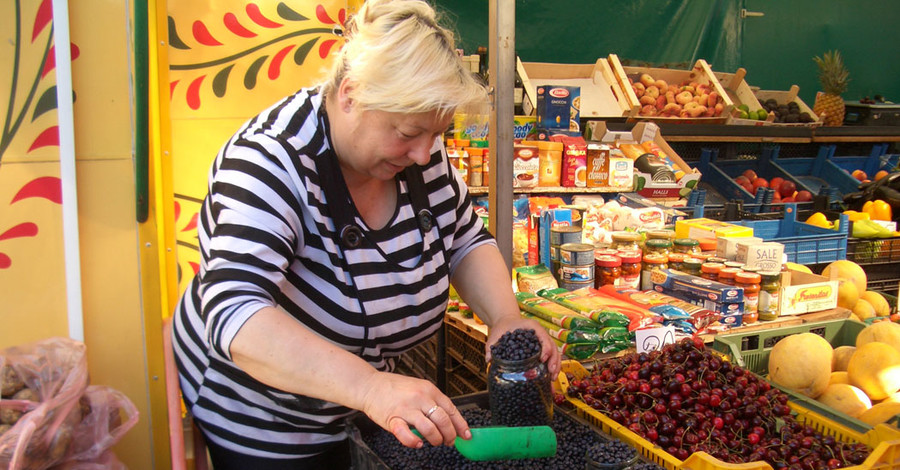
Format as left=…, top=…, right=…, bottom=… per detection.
left=736, top=242, right=783, bottom=272
left=638, top=122, right=660, bottom=143
left=635, top=325, right=676, bottom=353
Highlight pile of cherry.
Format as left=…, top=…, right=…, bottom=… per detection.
left=565, top=338, right=871, bottom=469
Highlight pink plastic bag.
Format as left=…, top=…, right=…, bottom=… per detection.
left=0, top=337, right=138, bottom=470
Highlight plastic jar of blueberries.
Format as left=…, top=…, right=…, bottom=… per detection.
left=488, top=351, right=553, bottom=427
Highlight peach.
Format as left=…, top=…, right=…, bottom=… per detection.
left=697, top=93, right=709, bottom=107
left=641, top=104, right=658, bottom=116
left=665, top=91, right=676, bottom=104
left=640, top=95, right=657, bottom=106
left=640, top=74, right=656, bottom=88
left=662, top=103, right=682, bottom=114
left=654, top=79, right=668, bottom=91
left=708, top=91, right=719, bottom=105
left=675, top=91, right=694, bottom=105
left=688, top=105, right=708, bottom=117
left=632, top=82, right=646, bottom=98
left=656, top=95, right=667, bottom=110
left=680, top=85, right=696, bottom=94
left=645, top=86, right=660, bottom=99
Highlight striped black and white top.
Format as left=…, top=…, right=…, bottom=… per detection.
left=171, top=87, right=493, bottom=459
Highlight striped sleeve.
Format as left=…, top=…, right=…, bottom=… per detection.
left=199, top=134, right=308, bottom=361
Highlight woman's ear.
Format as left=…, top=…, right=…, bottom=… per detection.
left=337, top=77, right=355, bottom=113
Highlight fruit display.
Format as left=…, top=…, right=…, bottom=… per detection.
left=812, top=50, right=850, bottom=126
left=732, top=169, right=811, bottom=203
left=818, top=259, right=896, bottom=320
left=767, top=321, right=900, bottom=427
left=761, top=98, right=817, bottom=124
left=564, top=338, right=872, bottom=467
left=360, top=399, right=648, bottom=469
left=629, top=72, right=727, bottom=118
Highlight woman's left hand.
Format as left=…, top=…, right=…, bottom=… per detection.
left=484, top=315, right=561, bottom=378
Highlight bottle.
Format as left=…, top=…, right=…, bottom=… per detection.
left=701, top=262, right=725, bottom=281
left=609, top=231, right=642, bottom=254
left=667, top=252, right=687, bottom=271
left=476, top=46, right=489, bottom=85
left=488, top=351, right=552, bottom=427
left=514, top=55, right=526, bottom=115
left=673, top=238, right=701, bottom=255
left=644, top=238, right=673, bottom=257
left=468, top=148, right=484, bottom=187
left=682, top=257, right=703, bottom=276
left=718, top=267, right=741, bottom=286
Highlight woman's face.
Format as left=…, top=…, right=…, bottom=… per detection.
left=338, top=107, right=453, bottom=182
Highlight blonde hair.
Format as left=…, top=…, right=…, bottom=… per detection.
left=322, top=0, right=487, bottom=118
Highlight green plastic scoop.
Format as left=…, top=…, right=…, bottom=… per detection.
left=414, top=426, right=557, bottom=461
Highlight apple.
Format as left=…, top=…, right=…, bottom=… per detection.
left=781, top=196, right=795, bottom=203
left=852, top=169, right=868, bottom=182
left=795, top=190, right=813, bottom=202
left=741, top=182, right=754, bottom=193
left=742, top=169, right=758, bottom=183
left=771, top=191, right=782, bottom=203
left=753, top=178, right=769, bottom=189
left=778, top=180, right=797, bottom=198
left=734, top=175, right=750, bottom=186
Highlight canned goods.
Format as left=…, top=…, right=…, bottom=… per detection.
left=559, top=243, right=595, bottom=266
left=550, top=226, right=582, bottom=246
left=560, top=264, right=595, bottom=283
left=549, top=245, right=560, bottom=262
left=560, top=279, right=594, bottom=291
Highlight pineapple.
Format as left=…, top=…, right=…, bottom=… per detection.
left=812, top=50, right=850, bottom=126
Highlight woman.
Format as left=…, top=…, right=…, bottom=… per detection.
left=171, top=0, right=560, bottom=467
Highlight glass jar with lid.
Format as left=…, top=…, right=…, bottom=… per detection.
left=609, top=231, right=642, bottom=254
left=488, top=351, right=552, bottom=427
left=595, top=255, right=622, bottom=288
left=641, top=254, right=668, bottom=290
left=617, top=251, right=642, bottom=289
left=701, top=262, right=725, bottom=281
left=644, top=238, right=673, bottom=257
left=736, top=272, right=761, bottom=324
left=718, top=267, right=741, bottom=286
left=682, top=257, right=704, bottom=276
left=667, top=252, right=687, bottom=271
left=758, top=271, right=783, bottom=321
left=673, top=237, right=701, bottom=255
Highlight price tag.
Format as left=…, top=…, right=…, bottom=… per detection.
left=634, top=325, right=676, bottom=353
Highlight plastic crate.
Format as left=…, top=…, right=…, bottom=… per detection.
left=347, top=390, right=633, bottom=470
left=445, top=357, right=486, bottom=397
left=829, top=143, right=898, bottom=179
left=693, top=146, right=834, bottom=209
left=772, top=144, right=898, bottom=202
left=846, top=236, right=900, bottom=266
left=445, top=321, right=487, bottom=378
left=559, top=360, right=900, bottom=470
left=737, top=203, right=849, bottom=265
left=395, top=336, right=438, bottom=383
left=711, top=320, right=885, bottom=435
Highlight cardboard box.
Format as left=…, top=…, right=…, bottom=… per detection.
left=536, top=85, right=581, bottom=131
left=716, top=236, right=763, bottom=260
left=614, top=193, right=687, bottom=226
left=586, top=121, right=700, bottom=199
left=674, top=218, right=755, bottom=240
left=735, top=241, right=785, bottom=272
left=649, top=269, right=744, bottom=321
left=518, top=57, right=637, bottom=119
left=780, top=269, right=839, bottom=316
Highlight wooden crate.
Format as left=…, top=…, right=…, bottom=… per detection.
left=610, top=55, right=734, bottom=124
left=518, top=56, right=639, bottom=119
left=712, top=68, right=776, bottom=126
left=755, top=84, right=823, bottom=127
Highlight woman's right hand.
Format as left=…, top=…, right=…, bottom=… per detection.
left=359, top=371, right=471, bottom=448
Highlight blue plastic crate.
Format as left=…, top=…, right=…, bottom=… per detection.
left=693, top=146, right=824, bottom=210
left=772, top=144, right=899, bottom=202
left=737, top=203, right=849, bottom=265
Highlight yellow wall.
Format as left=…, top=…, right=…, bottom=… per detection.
left=1, top=0, right=358, bottom=467
left=0, top=0, right=158, bottom=468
